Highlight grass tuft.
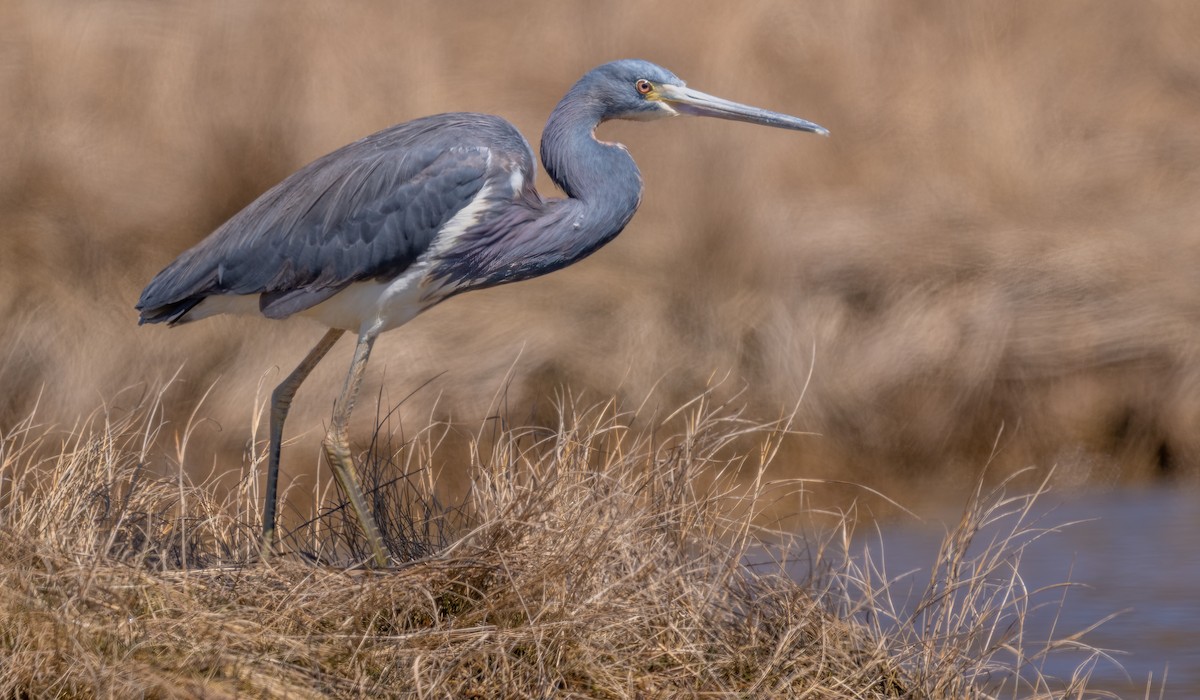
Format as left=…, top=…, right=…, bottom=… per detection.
left=0, top=386, right=1119, bottom=697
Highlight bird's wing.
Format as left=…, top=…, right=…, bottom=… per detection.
left=137, top=117, right=517, bottom=323
left=243, top=144, right=493, bottom=318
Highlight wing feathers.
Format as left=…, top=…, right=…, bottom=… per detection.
left=136, top=115, right=529, bottom=323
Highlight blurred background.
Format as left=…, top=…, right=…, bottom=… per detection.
left=3, top=0, right=1199, bottom=693
left=4, top=0, right=1200, bottom=495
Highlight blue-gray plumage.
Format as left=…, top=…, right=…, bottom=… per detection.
left=136, top=59, right=827, bottom=567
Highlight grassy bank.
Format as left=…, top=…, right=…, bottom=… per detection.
left=0, top=388, right=1116, bottom=697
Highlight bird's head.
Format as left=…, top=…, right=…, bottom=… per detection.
left=571, top=59, right=828, bottom=135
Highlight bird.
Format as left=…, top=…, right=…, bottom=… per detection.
left=136, top=59, right=827, bottom=567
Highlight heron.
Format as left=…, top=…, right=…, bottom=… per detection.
left=136, top=59, right=827, bottom=567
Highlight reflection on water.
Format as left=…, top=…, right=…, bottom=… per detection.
left=862, top=485, right=1199, bottom=697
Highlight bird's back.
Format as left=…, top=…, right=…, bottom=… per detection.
left=136, top=113, right=536, bottom=325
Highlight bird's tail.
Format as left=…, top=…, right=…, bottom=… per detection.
left=135, top=296, right=204, bottom=326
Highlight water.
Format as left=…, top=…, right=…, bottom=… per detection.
left=856, top=485, right=1200, bottom=697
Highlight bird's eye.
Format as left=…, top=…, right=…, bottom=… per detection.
left=635, top=79, right=653, bottom=95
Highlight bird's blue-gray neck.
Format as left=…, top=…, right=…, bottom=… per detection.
left=540, top=85, right=643, bottom=234
left=427, top=84, right=646, bottom=293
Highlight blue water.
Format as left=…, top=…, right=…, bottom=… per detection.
left=854, top=486, right=1200, bottom=697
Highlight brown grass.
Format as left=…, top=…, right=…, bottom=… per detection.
left=1, top=1, right=1199, bottom=499
left=0, top=387, right=1120, bottom=698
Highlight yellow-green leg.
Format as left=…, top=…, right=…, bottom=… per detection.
left=262, top=328, right=344, bottom=560
left=323, top=331, right=388, bottom=568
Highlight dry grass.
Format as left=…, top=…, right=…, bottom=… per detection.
left=0, top=387, right=1122, bottom=698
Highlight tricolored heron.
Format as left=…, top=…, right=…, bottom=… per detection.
left=137, top=59, right=827, bottom=567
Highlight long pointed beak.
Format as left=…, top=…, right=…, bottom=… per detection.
left=658, top=84, right=829, bottom=136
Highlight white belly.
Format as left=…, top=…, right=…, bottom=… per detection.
left=184, top=264, right=439, bottom=335
left=298, top=265, right=434, bottom=334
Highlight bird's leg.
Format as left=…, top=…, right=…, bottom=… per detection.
left=324, top=330, right=388, bottom=568
left=262, top=328, right=344, bottom=560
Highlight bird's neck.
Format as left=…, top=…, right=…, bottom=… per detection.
left=540, top=95, right=643, bottom=242
left=429, top=100, right=645, bottom=293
